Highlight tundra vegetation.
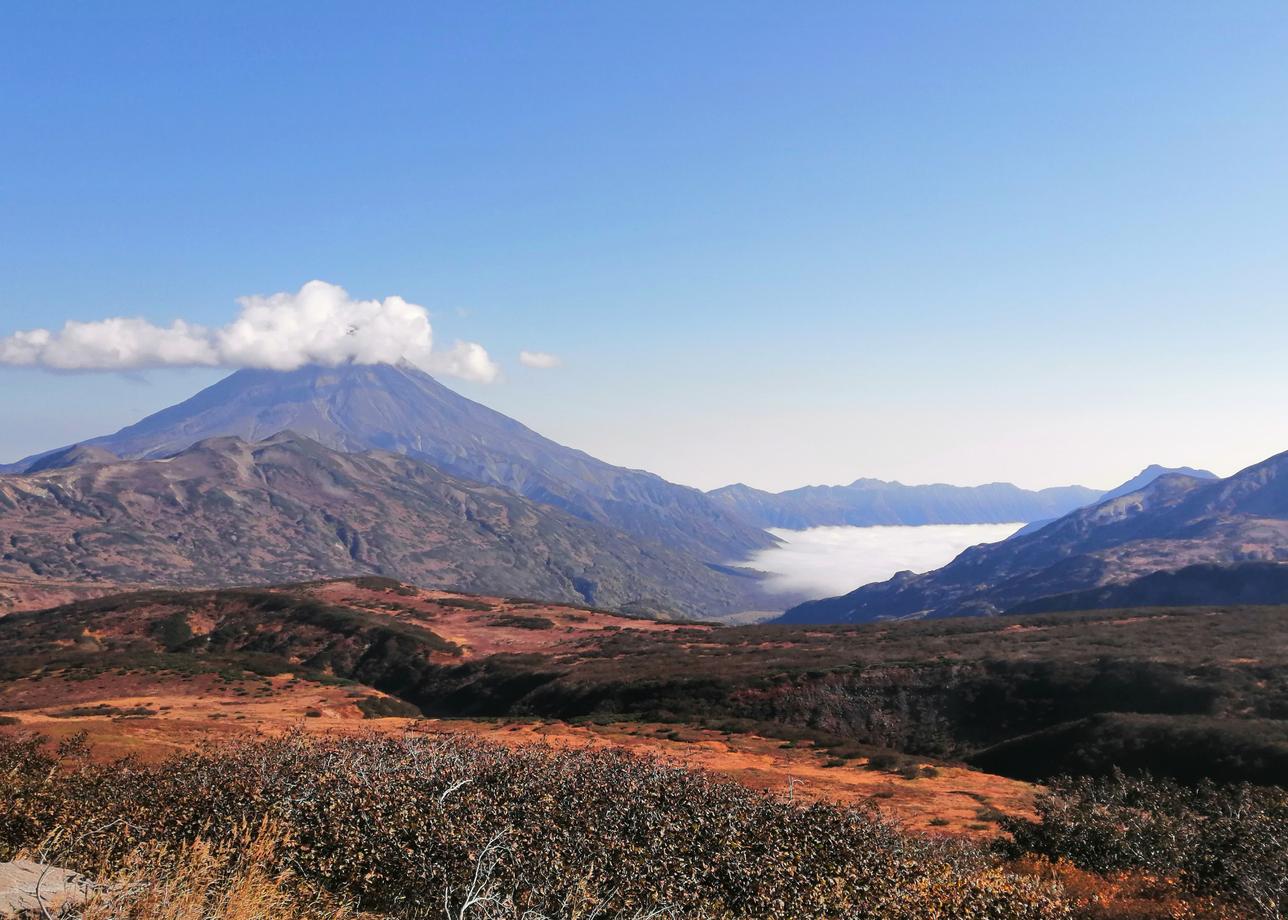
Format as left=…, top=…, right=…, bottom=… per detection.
left=3, top=732, right=1284, bottom=918
left=4, top=582, right=1288, bottom=917
left=3, top=731, right=1071, bottom=919
left=5, top=585, right=1286, bottom=786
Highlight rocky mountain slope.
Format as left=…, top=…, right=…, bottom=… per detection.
left=4, top=362, right=773, bottom=564
left=1097, top=463, right=1217, bottom=503
left=1008, top=464, right=1218, bottom=537
left=1008, top=561, right=1288, bottom=614
left=709, top=478, right=1101, bottom=530
left=0, top=433, right=769, bottom=618
left=779, top=451, right=1288, bottom=623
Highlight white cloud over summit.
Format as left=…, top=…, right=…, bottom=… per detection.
left=0, top=281, right=501, bottom=383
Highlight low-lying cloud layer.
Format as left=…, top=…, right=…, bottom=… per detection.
left=0, top=281, right=501, bottom=383
left=745, top=523, right=1024, bottom=599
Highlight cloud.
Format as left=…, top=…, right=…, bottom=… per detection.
left=0, top=280, right=502, bottom=383
left=426, top=341, right=502, bottom=384
left=0, top=318, right=220, bottom=370
left=519, top=350, right=561, bottom=369
left=742, top=523, right=1024, bottom=599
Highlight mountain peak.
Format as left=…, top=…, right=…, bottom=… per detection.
left=24, top=443, right=119, bottom=473
left=256, top=428, right=313, bottom=447
left=8, top=365, right=773, bottom=564
left=1098, top=464, right=1218, bottom=504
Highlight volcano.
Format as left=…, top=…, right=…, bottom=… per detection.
left=8, top=362, right=773, bottom=565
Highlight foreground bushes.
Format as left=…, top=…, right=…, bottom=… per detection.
left=1004, top=771, right=1288, bottom=919
left=0, top=731, right=1068, bottom=919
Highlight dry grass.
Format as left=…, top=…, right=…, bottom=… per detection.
left=68, top=828, right=356, bottom=920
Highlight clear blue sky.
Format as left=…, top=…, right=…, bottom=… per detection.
left=2, top=2, right=1286, bottom=491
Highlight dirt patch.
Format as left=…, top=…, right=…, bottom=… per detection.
left=0, top=670, right=384, bottom=762
left=0, top=579, right=133, bottom=616
left=303, top=581, right=703, bottom=661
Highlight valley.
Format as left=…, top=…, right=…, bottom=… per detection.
left=783, top=455, right=1288, bottom=623
left=743, top=521, right=1024, bottom=598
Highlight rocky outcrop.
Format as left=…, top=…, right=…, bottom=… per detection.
left=0, top=861, right=91, bottom=917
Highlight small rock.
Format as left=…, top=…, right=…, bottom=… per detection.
left=0, top=860, right=92, bottom=917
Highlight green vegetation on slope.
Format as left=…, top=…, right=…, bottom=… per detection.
left=1004, top=771, right=1288, bottom=918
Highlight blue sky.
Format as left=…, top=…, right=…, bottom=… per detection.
left=1, top=2, right=1286, bottom=491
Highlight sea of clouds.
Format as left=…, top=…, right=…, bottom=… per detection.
left=745, top=523, right=1024, bottom=599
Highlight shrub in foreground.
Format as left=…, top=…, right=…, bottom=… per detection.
left=0, top=730, right=1068, bottom=919
left=1003, top=770, right=1288, bottom=919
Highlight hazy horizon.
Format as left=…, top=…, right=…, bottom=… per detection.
left=0, top=357, right=1264, bottom=494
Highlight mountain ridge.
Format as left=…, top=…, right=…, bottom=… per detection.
left=1008, top=464, right=1219, bottom=538
left=778, top=452, right=1288, bottom=623
left=0, top=432, right=775, bottom=618
left=708, top=478, right=1102, bottom=530
left=1098, top=464, right=1217, bottom=503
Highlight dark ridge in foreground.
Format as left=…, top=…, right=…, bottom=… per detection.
left=4, top=578, right=1287, bottom=786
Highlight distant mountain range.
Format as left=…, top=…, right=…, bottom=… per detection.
left=3, top=362, right=773, bottom=565
left=779, top=454, right=1288, bottom=623
left=0, top=432, right=769, bottom=618
left=708, top=479, right=1102, bottom=530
